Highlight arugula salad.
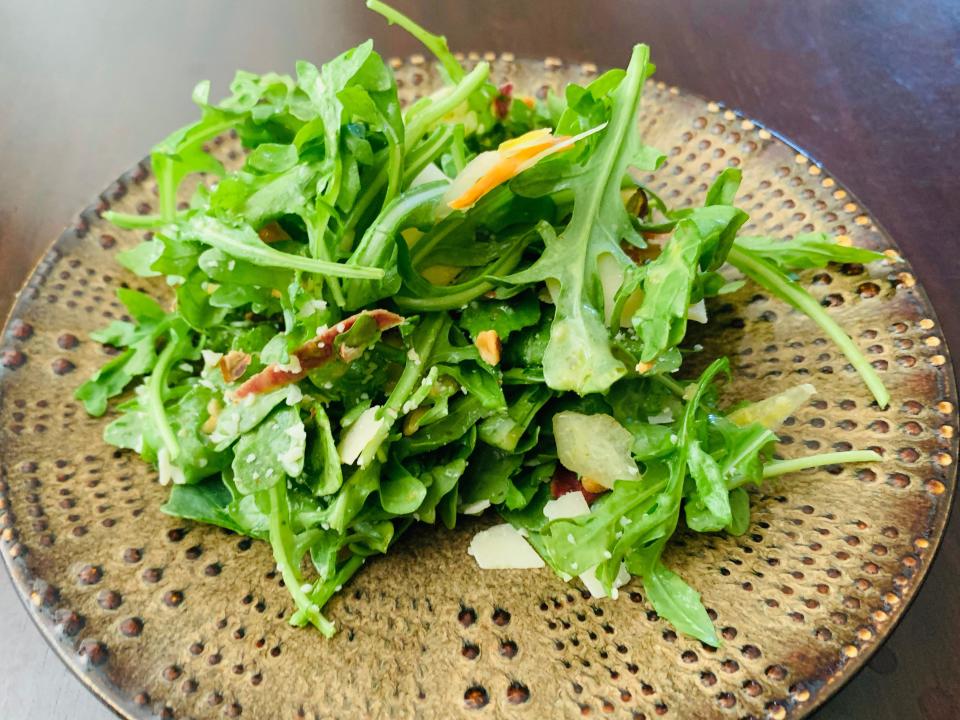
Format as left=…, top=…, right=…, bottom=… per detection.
left=78, top=1, right=887, bottom=645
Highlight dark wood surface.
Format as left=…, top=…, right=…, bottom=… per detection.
left=1, top=1, right=958, bottom=718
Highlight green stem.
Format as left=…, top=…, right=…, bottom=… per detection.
left=404, top=62, right=489, bottom=147
left=156, top=156, right=178, bottom=223
left=307, top=554, right=366, bottom=609
left=292, top=528, right=326, bottom=562
left=357, top=313, right=450, bottom=466
left=652, top=374, right=685, bottom=397
left=384, top=316, right=447, bottom=415
left=189, top=216, right=384, bottom=279
left=402, top=125, right=454, bottom=187
left=340, top=126, right=452, bottom=246
left=409, top=185, right=514, bottom=268
left=102, top=210, right=184, bottom=229
left=382, top=126, right=404, bottom=208
left=366, top=0, right=465, bottom=82
left=762, top=450, right=882, bottom=479
left=268, top=482, right=336, bottom=637
left=728, top=244, right=890, bottom=409
left=450, top=124, right=466, bottom=172
left=343, top=182, right=448, bottom=308
left=340, top=61, right=485, bottom=244
left=146, top=330, right=183, bottom=461
left=394, top=233, right=529, bottom=311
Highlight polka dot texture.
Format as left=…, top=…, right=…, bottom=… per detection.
left=0, top=55, right=955, bottom=720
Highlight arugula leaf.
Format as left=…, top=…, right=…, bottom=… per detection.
left=247, top=143, right=299, bottom=173
left=458, top=291, right=541, bottom=342
left=505, top=45, right=652, bottom=394
left=734, top=232, right=885, bottom=270
left=116, top=240, right=164, bottom=276
left=117, top=288, right=166, bottom=322
left=478, top=384, right=552, bottom=452
left=320, top=461, right=382, bottom=533
left=379, top=459, right=428, bottom=514
left=683, top=439, right=732, bottom=532
left=632, top=205, right=747, bottom=363
left=183, top=215, right=384, bottom=279
left=75, top=292, right=175, bottom=416
left=162, top=476, right=246, bottom=534
left=416, top=451, right=469, bottom=526
left=459, top=444, right=525, bottom=505
left=160, top=383, right=231, bottom=482
left=585, top=359, right=727, bottom=593
left=712, top=417, right=776, bottom=490
left=725, top=487, right=751, bottom=536
left=630, top=546, right=720, bottom=647
left=232, top=406, right=306, bottom=494
left=342, top=182, right=447, bottom=309
left=210, top=385, right=301, bottom=450
left=152, top=81, right=235, bottom=221
left=304, top=405, right=343, bottom=496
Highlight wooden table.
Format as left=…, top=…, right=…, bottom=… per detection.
left=1, top=1, right=957, bottom=718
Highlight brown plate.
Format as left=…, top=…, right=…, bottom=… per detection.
left=0, top=55, right=956, bottom=720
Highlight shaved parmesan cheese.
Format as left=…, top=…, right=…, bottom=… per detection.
left=275, top=355, right=302, bottom=374
left=578, top=562, right=631, bottom=599
left=467, top=524, right=545, bottom=569
left=688, top=299, right=708, bottom=324
left=409, top=162, right=449, bottom=189
left=201, top=349, right=223, bottom=368
left=647, top=407, right=674, bottom=425
left=338, top=405, right=385, bottom=466
left=298, top=299, right=327, bottom=317
left=543, top=491, right=590, bottom=521
left=460, top=499, right=491, bottom=515
left=157, top=447, right=186, bottom=486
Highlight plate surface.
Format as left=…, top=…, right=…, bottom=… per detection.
left=0, top=55, right=956, bottom=720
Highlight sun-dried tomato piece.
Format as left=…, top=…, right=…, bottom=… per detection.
left=550, top=465, right=604, bottom=505
left=493, top=82, right=514, bottom=120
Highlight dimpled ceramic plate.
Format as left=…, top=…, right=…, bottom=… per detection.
left=0, top=55, right=956, bottom=720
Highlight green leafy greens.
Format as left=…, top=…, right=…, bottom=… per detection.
left=77, top=1, right=886, bottom=644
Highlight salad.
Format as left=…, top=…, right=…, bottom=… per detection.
left=77, top=1, right=887, bottom=646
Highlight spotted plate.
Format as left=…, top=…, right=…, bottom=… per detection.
left=0, top=55, right=956, bottom=720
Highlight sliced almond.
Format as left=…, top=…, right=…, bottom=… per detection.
left=580, top=477, right=609, bottom=495
left=202, top=398, right=222, bottom=434
left=218, top=350, right=252, bottom=383
left=475, top=329, right=501, bottom=366
left=257, top=221, right=292, bottom=244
